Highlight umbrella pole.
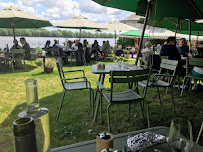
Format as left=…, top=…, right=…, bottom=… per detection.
left=115, top=31, right=117, bottom=48
left=175, top=18, right=180, bottom=36
left=135, top=0, right=152, bottom=65
left=12, top=26, right=16, bottom=40
left=189, top=19, right=192, bottom=52
left=79, top=28, right=81, bottom=41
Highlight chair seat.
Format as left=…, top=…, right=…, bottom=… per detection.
left=138, top=80, right=170, bottom=88
left=64, top=81, right=91, bottom=90
left=103, top=89, right=143, bottom=103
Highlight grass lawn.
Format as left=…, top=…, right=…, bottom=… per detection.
left=0, top=58, right=203, bottom=151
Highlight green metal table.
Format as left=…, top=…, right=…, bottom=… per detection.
left=51, top=126, right=203, bottom=152
left=92, top=64, right=142, bottom=123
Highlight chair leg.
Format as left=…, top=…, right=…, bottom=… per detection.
left=91, top=89, right=95, bottom=118
left=56, top=90, right=66, bottom=121
left=157, top=87, right=162, bottom=105
left=145, top=100, right=150, bottom=128
left=139, top=101, right=144, bottom=119
left=181, top=77, right=187, bottom=97
left=170, top=87, right=176, bottom=114
left=128, top=104, right=130, bottom=120
left=100, top=92, right=103, bottom=124
left=89, top=89, right=92, bottom=107
left=107, top=103, right=112, bottom=133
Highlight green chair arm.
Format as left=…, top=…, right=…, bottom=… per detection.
left=153, top=74, right=175, bottom=83
left=96, top=81, right=111, bottom=91
left=64, top=69, right=84, bottom=73
left=62, top=77, right=87, bottom=81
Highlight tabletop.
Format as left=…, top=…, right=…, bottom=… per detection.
left=92, top=64, right=142, bottom=74
left=51, top=126, right=203, bottom=152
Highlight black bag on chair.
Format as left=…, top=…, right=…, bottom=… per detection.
left=85, top=47, right=91, bottom=63
left=75, top=48, right=83, bottom=66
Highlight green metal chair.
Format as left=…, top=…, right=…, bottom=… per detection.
left=138, top=59, right=178, bottom=113
left=96, top=69, right=150, bottom=132
left=56, top=59, right=94, bottom=121
left=29, top=48, right=37, bottom=65
left=181, top=58, right=203, bottom=96
left=11, top=49, right=26, bottom=72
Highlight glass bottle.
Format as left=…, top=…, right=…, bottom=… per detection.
left=18, top=79, right=51, bottom=152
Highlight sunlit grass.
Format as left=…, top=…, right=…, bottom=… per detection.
left=0, top=58, right=203, bottom=151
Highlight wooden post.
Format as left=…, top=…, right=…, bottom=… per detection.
left=79, top=28, right=82, bottom=41
left=115, top=31, right=117, bottom=48
left=175, top=18, right=180, bottom=36
left=135, top=0, right=152, bottom=65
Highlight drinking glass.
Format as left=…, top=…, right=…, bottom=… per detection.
left=117, top=57, right=123, bottom=69
left=167, top=118, right=193, bottom=152
left=113, top=56, right=118, bottom=67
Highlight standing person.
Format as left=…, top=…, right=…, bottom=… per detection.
left=83, top=39, right=91, bottom=63
left=160, top=36, right=181, bottom=60
left=74, top=40, right=84, bottom=66
left=103, top=40, right=112, bottom=58
left=176, top=38, right=189, bottom=57
left=20, top=37, right=31, bottom=59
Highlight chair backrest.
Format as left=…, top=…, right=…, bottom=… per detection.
left=160, top=56, right=169, bottom=60
left=109, top=69, right=150, bottom=101
left=159, top=59, right=179, bottom=84
left=56, top=59, right=65, bottom=88
left=188, top=58, right=203, bottom=67
left=11, top=49, right=25, bottom=60
left=11, top=49, right=25, bottom=54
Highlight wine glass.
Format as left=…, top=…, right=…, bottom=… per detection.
left=167, top=118, right=193, bottom=152
left=113, top=56, right=118, bottom=67
left=118, top=57, right=123, bottom=69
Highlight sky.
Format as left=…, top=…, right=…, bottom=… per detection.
left=0, top=0, right=133, bottom=28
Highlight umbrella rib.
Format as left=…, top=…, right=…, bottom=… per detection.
left=168, top=19, right=177, bottom=25
left=154, top=17, right=164, bottom=27
left=104, top=0, right=110, bottom=4
left=26, top=19, right=40, bottom=28
left=188, top=0, right=203, bottom=18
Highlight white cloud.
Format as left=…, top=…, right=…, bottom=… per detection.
left=0, top=0, right=133, bottom=25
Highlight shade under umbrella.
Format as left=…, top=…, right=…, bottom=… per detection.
left=53, top=15, right=104, bottom=39
left=93, top=0, right=203, bottom=19
left=103, top=20, right=138, bottom=47
left=138, top=17, right=203, bottom=35
left=120, top=30, right=151, bottom=37
left=0, top=7, right=52, bottom=39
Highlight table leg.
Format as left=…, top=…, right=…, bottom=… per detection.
left=70, top=52, right=72, bottom=66
left=93, top=74, right=105, bottom=123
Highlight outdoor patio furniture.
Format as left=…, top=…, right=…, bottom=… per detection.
left=29, top=48, right=37, bottom=64
left=181, top=58, right=203, bottom=96
left=11, top=49, right=26, bottom=72
left=51, top=126, right=203, bottom=152
left=96, top=69, right=150, bottom=132
left=92, top=64, right=143, bottom=124
left=56, top=59, right=94, bottom=121
left=138, top=59, right=178, bottom=113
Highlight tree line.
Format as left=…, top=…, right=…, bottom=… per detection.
left=0, top=29, right=114, bottom=38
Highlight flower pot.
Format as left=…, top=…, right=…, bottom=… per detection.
left=125, top=54, right=131, bottom=59
left=45, top=67, right=53, bottom=73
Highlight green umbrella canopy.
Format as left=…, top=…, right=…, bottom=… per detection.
left=53, top=15, right=104, bottom=29
left=138, top=17, right=203, bottom=34
left=120, top=30, right=151, bottom=37
left=92, top=0, right=203, bottom=19
left=0, top=7, right=52, bottom=28
left=172, top=30, right=203, bottom=36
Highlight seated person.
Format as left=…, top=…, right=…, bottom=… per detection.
left=115, top=45, right=123, bottom=56
left=11, top=39, right=22, bottom=49
left=141, top=41, right=153, bottom=67
left=91, top=40, right=100, bottom=59
left=53, top=39, right=68, bottom=64
left=103, top=40, right=112, bottom=57
left=176, top=38, right=189, bottom=57
left=44, top=40, right=51, bottom=50
left=160, top=36, right=181, bottom=60
left=20, top=37, right=31, bottom=59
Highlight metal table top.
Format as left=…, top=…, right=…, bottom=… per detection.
left=51, top=126, right=203, bottom=152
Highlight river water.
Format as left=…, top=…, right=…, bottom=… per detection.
left=0, top=36, right=117, bottom=49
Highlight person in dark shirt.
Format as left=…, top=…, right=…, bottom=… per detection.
left=160, top=36, right=181, bottom=60
left=176, top=38, right=189, bottom=56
